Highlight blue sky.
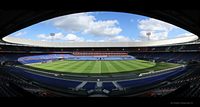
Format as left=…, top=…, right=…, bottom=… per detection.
left=8, top=12, right=194, bottom=42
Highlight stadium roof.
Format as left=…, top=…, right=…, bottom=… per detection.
left=2, top=35, right=198, bottom=47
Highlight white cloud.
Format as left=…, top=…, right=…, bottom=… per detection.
left=83, top=20, right=122, bottom=37
left=37, top=34, right=52, bottom=40
left=85, top=35, right=132, bottom=42
left=108, top=35, right=131, bottom=42
left=36, top=32, right=139, bottom=42
left=52, top=13, right=122, bottom=37
left=52, top=33, right=65, bottom=40
left=41, top=39, right=47, bottom=41
left=64, top=34, right=84, bottom=42
left=37, top=33, right=84, bottom=42
left=138, top=18, right=177, bottom=41
left=140, top=31, right=168, bottom=41
left=129, top=38, right=142, bottom=42
left=53, top=13, right=94, bottom=32
left=37, top=33, right=65, bottom=40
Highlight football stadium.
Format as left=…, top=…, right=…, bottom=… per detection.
left=1, top=4, right=200, bottom=100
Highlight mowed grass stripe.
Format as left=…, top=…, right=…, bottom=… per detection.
left=115, top=61, right=137, bottom=71
left=136, top=61, right=155, bottom=68
left=37, top=60, right=71, bottom=68
left=37, top=61, right=78, bottom=71
left=27, top=59, right=180, bottom=74
left=126, top=60, right=154, bottom=68
left=48, top=61, right=78, bottom=70
left=109, top=61, right=125, bottom=72
left=72, top=61, right=93, bottom=73
left=65, top=61, right=86, bottom=71
left=88, top=61, right=97, bottom=73
left=118, top=61, right=141, bottom=70
left=121, top=60, right=146, bottom=70
left=92, top=61, right=101, bottom=73
left=31, top=60, right=65, bottom=68
left=82, top=61, right=95, bottom=73
left=133, top=60, right=154, bottom=68
left=106, top=61, right=119, bottom=72
left=101, top=61, right=109, bottom=73
left=36, top=61, right=74, bottom=69
left=57, top=61, right=85, bottom=72
left=114, top=61, right=129, bottom=71
left=46, top=60, right=66, bottom=65
left=135, top=60, right=155, bottom=67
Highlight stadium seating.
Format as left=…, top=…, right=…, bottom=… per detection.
left=73, top=51, right=128, bottom=56
left=117, top=67, right=186, bottom=89
left=102, top=82, right=117, bottom=91
left=18, top=54, right=136, bottom=64
left=0, top=66, right=58, bottom=97
left=140, top=64, right=200, bottom=97
left=131, top=52, right=200, bottom=63
left=5, top=66, right=82, bottom=90
left=82, top=82, right=96, bottom=90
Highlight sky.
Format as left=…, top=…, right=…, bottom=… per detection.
left=7, top=12, right=194, bottom=42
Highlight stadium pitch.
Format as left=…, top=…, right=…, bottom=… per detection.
left=26, top=59, right=181, bottom=75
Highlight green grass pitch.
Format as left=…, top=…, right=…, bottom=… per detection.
left=25, top=59, right=181, bottom=75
